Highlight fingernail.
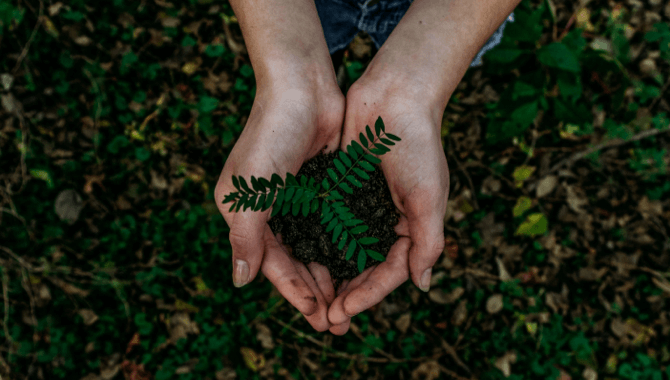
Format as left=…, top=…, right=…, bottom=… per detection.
left=345, top=311, right=359, bottom=318
left=420, top=268, right=432, bottom=292
left=233, top=259, right=249, bottom=287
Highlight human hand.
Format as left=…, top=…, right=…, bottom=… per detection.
left=327, top=72, right=450, bottom=333
left=214, top=77, right=347, bottom=332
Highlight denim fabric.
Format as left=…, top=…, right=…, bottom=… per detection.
left=314, top=0, right=515, bottom=68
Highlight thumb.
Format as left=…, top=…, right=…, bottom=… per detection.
left=406, top=189, right=446, bottom=293
left=228, top=211, right=266, bottom=287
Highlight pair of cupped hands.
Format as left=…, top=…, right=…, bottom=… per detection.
left=214, top=62, right=450, bottom=335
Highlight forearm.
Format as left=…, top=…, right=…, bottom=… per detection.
left=363, top=0, right=521, bottom=116
left=229, top=0, right=337, bottom=91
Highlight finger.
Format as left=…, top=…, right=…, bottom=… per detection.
left=394, top=214, right=409, bottom=237
left=227, top=210, right=267, bottom=288
left=295, top=261, right=332, bottom=332
left=327, top=268, right=374, bottom=325
left=341, top=237, right=411, bottom=319
left=308, top=262, right=336, bottom=304
left=329, top=320, right=351, bottom=336
left=405, top=188, right=446, bottom=293
left=261, top=226, right=318, bottom=317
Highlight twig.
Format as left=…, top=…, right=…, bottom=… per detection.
left=1, top=267, right=12, bottom=355
left=548, top=126, right=670, bottom=174
left=649, top=75, right=670, bottom=112
left=12, top=1, right=44, bottom=74
left=448, top=138, right=479, bottom=210
left=521, top=128, right=539, bottom=167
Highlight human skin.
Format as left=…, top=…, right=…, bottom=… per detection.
left=216, top=0, right=522, bottom=335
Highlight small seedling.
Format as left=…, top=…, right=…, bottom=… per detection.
left=222, top=116, right=401, bottom=273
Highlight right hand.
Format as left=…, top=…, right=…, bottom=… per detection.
left=214, top=78, right=347, bottom=332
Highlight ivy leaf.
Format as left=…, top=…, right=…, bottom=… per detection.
left=366, top=125, right=374, bottom=142
left=358, top=249, right=367, bottom=273
left=327, top=168, right=339, bottom=183
left=346, top=240, right=357, bottom=260
left=358, top=237, right=379, bottom=245
left=271, top=173, right=284, bottom=187
left=334, top=159, right=346, bottom=175
left=339, top=151, right=352, bottom=167
left=339, top=182, right=353, bottom=194
left=515, top=213, right=548, bottom=236
left=232, top=176, right=240, bottom=191
left=347, top=144, right=359, bottom=160
left=359, top=132, right=368, bottom=148
left=385, top=133, right=401, bottom=141
left=332, top=224, right=343, bottom=243
left=353, top=167, right=370, bottom=180
left=350, top=225, right=368, bottom=234
left=367, top=250, right=385, bottom=262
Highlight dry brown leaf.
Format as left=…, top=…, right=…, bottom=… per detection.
left=565, top=185, right=589, bottom=214
left=55, top=189, right=84, bottom=225
left=78, top=309, right=99, bottom=326
left=395, top=312, right=411, bottom=334
left=256, top=323, right=274, bottom=350
left=486, top=294, right=504, bottom=314
left=411, top=360, right=441, bottom=380
left=428, top=287, right=464, bottom=305
left=494, top=351, right=517, bottom=377
left=451, top=299, right=468, bottom=326
left=536, top=175, right=558, bottom=198
left=495, top=257, right=513, bottom=282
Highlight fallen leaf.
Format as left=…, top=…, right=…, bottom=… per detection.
left=78, top=309, right=99, bottom=326
left=495, top=257, right=513, bottom=281
left=256, top=323, right=274, bottom=350
left=411, top=360, right=441, bottom=380
left=428, top=287, right=464, bottom=305
left=494, top=351, right=517, bottom=377
left=536, top=175, right=558, bottom=198
left=240, top=347, right=265, bottom=372
left=451, top=299, right=468, bottom=326
left=486, top=294, right=504, bottom=314
left=55, top=189, right=84, bottom=225
left=395, top=312, right=411, bottom=334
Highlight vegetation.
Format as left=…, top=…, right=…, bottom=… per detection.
left=0, top=0, right=668, bottom=379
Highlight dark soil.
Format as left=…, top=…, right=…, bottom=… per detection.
left=268, top=150, right=400, bottom=287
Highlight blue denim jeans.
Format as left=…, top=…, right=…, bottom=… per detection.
left=314, top=0, right=515, bottom=68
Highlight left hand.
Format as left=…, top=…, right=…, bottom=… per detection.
left=327, top=69, right=450, bottom=334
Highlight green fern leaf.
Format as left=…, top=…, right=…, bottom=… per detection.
left=367, top=250, right=385, bottom=261
left=358, top=237, right=379, bottom=245
left=292, top=188, right=304, bottom=204
left=322, top=178, right=329, bottom=190
left=358, top=160, right=375, bottom=172
left=334, top=159, right=346, bottom=175
left=259, top=177, right=272, bottom=189
left=385, top=133, right=401, bottom=141
left=276, top=188, right=285, bottom=206
left=238, top=193, right=249, bottom=208
left=344, top=219, right=363, bottom=227
left=284, top=187, right=295, bottom=202
left=363, top=154, right=381, bottom=164
left=346, top=240, right=357, bottom=260
left=228, top=203, right=236, bottom=212
left=327, top=168, right=339, bottom=183
left=251, top=176, right=263, bottom=191
left=271, top=173, right=284, bottom=187
left=332, top=224, right=342, bottom=243
left=281, top=201, right=291, bottom=216
left=232, top=176, right=241, bottom=191
left=255, top=194, right=266, bottom=211
left=301, top=201, right=309, bottom=217
left=308, top=177, right=315, bottom=188
left=310, top=199, right=319, bottom=213
left=346, top=175, right=362, bottom=188
left=353, top=167, right=370, bottom=180
left=338, top=212, right=354, bottom=221
left=326, top=218, right=338, bottom=232
left=380, top=138, right=395, bottom=146
left=286, top=173, right=298, bottom=186
left=339, top=182, right=353, bottom=194
left=365, top=125, right=374, bottom=142
left=239, top=177, right=251, bottom=192
left=339, top=151, right=352, bottom=167
left=351, top=140, right=365, bottom=155
left=321, top=210, right=334, bottom=224
left=359, top=132, right=369, bottom=148
left=263, top=188, right=275, bottom=211
left=271, top=203, right=281, bottom=217
left=338, top=235, right=347, bottom=250
left=291, top=202, right=300, bottom=216
left=299, top=175, right=307, bottom=187
left=375, top=116, right=385, bottom=134
left=347, top=144, right=358, bottom=160
left=350, top=225, right=368, bottom=234
left=322, top=201, right=331, bottom=215
left=330, top=190, right=344, bottom=200
left=358, top=249, right=367, bottom=273
left=374, top=143, right=389, bottom=152
left=222, top=193, right=238, bottom=204
left=235, top=199, right=244, bottom=212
